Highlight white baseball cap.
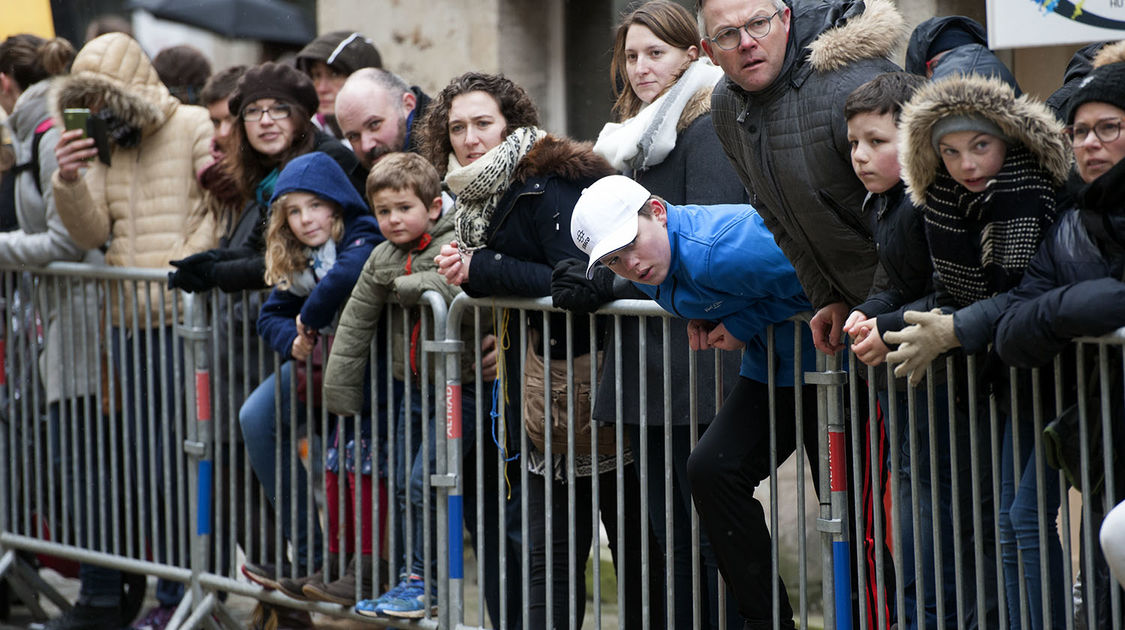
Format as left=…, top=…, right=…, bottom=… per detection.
left=570, top=175, right=652, bottom=279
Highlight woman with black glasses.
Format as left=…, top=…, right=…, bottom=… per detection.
left=995, top=43, right=1125, bottom=630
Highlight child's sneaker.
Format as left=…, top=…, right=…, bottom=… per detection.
left=354, top=575, right=420, bottom=618
left=379, top=576, right=436, bottom=619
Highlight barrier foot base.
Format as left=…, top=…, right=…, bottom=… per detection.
left=167, top=589, right=238, bottom=630
left=0, top=548, right=69, bottom=620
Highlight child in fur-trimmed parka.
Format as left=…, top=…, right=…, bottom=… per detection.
left=885, top=74, right=1070, bottom=630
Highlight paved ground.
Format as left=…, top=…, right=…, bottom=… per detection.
left=0, top=456, right=824, bottom=629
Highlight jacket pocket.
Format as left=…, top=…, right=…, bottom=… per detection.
left=817, top=190, right=872, bottom=244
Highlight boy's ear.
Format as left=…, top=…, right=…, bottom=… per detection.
left=427, top=196, right=443, bottom=220
left=650, top=198, right=668, bottom=227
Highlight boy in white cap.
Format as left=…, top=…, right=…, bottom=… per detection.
left=571, top=174, right=816, bottom=629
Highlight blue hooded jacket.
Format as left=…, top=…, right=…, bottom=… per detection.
left=257, top=151, right=383, bottom=358
left=631, top=203, right=814, bottom=384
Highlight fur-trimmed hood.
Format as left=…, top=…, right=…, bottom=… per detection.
left=676, top=87, right=712, bottom=134
left=49, top=33, right=178, bottom=136
left=510, top=134, right=616, bottom=185
left=1093, top=39, right=1125, bottom=67
left=899, top=74, right=1070, bottom=206
left=805, top=0, right=905, bottom=73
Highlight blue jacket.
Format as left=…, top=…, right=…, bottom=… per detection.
left=257, top=152, right=383, bottom=358
left=633, top=203, right=814, bottom=384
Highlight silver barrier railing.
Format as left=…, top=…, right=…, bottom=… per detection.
left=1, top=260, right=1122, bottom=630
left=0, top=263, right=454, bottom=629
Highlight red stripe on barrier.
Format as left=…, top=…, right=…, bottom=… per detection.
left=195, top=371, right=211, bottom=422
left=447, top=383, right=462, bottom=439
left=829, top=429, right=846, bottom=492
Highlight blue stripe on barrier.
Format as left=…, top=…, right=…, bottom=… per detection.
left=449, top=494, right=463, bottom=579
left=198, top=461, right=212, bottom=535
left=833, top=540, right=852, bottom=630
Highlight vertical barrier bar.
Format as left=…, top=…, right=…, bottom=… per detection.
left=179, top=291, right=215, bottom=619
left=810, top=354, right=851, bottom=630
left=588, top=313, right=602, bottom=628
left=434, top=292, right=461, bottom=630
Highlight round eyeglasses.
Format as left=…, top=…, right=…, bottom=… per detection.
left=1065, top=118, right=1123, bottom=146
left=708, top=10, right=781, bottom=51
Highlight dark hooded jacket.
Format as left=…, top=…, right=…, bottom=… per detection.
left=710, top=0, right=903, bottom=309
left=898, top=74, right=1070, bottom=354
left=256, top=152, right=382, bottom=358
left=904, top=16, right=1021, bottom=95
left=464, top=135, right=614, bottom=304
left=1046, top=42, right=1109, bottom=116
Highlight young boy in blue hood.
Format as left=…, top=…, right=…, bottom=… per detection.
left=570, top=174, right=817, bottom=629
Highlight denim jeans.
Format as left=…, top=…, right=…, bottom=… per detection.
left=396, top=382, right=477, bottom=578
left=80, top=327, right=184, bottom=608
left=883, top=386, right=997, bottom=630
left=999, top=416, right=1065, bottom=630
left=239, top=361, right=323, bottom=570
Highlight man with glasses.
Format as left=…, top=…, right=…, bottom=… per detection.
left=696, top=0, right=903, bottom=628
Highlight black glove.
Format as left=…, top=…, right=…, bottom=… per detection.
left=551, top=257, right=616, bottom=314
left=169, top=250, right=220, bottom=293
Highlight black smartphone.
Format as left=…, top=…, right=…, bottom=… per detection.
left=61, top=108, right=111, bottom=166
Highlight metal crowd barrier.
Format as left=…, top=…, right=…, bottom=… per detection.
left=0, top=261, right=1122, bottom=630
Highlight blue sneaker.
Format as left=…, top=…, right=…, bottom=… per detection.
left=380, top=575, right=436, bottom=619
left=354, top=575, right=416, bottom=618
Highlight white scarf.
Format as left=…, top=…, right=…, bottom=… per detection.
left=593, top=59, right=723, bottom=172
left=287, top=238, right=337, bottom=297
left=445, top=126, right=547, bottom=252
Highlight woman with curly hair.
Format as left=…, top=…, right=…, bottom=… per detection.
left=424, top=71, right=650, bottom=629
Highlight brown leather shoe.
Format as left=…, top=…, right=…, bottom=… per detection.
left=302, top=553, right=377, bottom=606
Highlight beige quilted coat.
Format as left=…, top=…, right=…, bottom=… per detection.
left=50, top=33, right=215, bottom=325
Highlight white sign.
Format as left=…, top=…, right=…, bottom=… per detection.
left=988, top=0, right=1125, bottom=49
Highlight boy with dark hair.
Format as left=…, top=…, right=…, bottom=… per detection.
left=840, top=71, right=973, bottom=630
left=843, top=71, right=931, bottom=363
left=571, top=174, right=817, bottom=630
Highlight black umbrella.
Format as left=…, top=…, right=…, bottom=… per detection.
left=131, top=0, right=314, bottom=45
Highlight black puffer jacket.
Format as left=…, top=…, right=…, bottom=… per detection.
left=904, top=16, right=1020, bottom=94
left=711, top=0, right=903, bottom=309
left=852, top=182, right=933, bottom=336
left=464, top=135, right=615, bottom=358
left=995, top=159, right=1125, bottom=368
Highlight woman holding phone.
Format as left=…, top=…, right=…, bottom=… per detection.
left=51, top=32, right=216, bottom=630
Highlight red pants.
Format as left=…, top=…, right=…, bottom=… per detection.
left=325, top=470, right=387, bottom=555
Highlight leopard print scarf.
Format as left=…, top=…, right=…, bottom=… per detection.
left=445, top=126, right=547, bottom=252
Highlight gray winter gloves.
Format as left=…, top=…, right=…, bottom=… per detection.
left=884, top=309, right=961, bottom=386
